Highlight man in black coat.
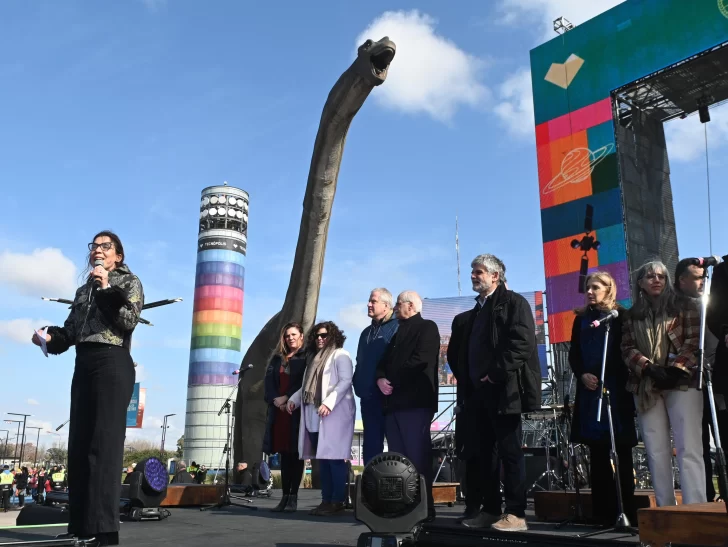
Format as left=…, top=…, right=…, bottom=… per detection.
left=448, top=254, right=540, bottom=532
left=708, top=258, right=728, bottom=500
left=376, top=290, right=440, bottom=521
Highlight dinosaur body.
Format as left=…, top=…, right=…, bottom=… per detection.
left=234, top=38, right=396, bottom=465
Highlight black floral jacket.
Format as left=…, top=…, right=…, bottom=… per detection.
left=46, top=265, right=144, bottom=353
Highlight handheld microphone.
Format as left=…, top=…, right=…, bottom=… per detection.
left=92, top=258, right=104, bottom=289
left=232, top=364, right=254, bottom=375
left=691, top=256, right=722, bottom=268
left=590, top=309, right=619, bottom=329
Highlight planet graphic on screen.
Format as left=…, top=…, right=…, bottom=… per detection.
left=720, top=0, right=728, bottom=19
left=542, top=144, right=614, bottom=194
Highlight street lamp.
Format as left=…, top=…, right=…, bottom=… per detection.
left=161, top=414, right=175, bottom=457
left=7, top=413, right=31, bottom=466
left=0, top=430, right=9, bottom=465
left=4, top=420, right=23, bottom=466
left=25, top=427, right=42, bottom=467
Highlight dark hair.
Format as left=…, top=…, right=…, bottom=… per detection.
left=306, top=321, right=346, bottom=353
left=674, top=258, right=702, bottom=290
left=82, top=230, right=127, bottom=280
left=277, top=322, right=304, bottom=361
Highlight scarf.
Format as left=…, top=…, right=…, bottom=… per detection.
left=633, top=307, right=670, bottom=412
left=302, top=345, right=335, bottom=406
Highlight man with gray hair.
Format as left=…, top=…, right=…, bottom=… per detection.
left=352, top=288, right=399, bottom=465
left=448, top=254, right=541, bottom=532
left=376, top=290, right=440, bottom=521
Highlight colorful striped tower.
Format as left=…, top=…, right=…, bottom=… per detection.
left=184, top=183, right=249, bottom=466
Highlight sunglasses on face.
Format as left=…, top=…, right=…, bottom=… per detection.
left=315, top=332, right=328, bottom=339
left=88, top=242, right=114, bottom=251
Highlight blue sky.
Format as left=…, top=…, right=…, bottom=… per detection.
left=1, top=0, right=726, bottom=447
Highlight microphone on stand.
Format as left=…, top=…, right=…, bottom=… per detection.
left=590, top=309, right=619, bottom=329
left=690, top=256, right=722, bottom=268
left=232, top=364, right=253, bottom=375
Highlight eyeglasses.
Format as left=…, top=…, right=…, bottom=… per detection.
left=315, top=332, right=328, bottom=339
left=88, top=242, right=114, bottom=251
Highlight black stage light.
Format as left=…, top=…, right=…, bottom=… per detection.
left=699, top=103, right=711, bottom=124
left=121, top=456, right=169, bottom=521
left=355, top=452, right=427, bottom=547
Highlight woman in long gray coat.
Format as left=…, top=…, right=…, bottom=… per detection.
left=288, top=321, right=355, bottom=516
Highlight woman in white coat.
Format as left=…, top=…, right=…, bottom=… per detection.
left=288, top=321, right=355, bottom=516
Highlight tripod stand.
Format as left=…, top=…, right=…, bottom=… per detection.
left=579, top=320, right=637, bottom=539
left=556, top=395, right=588, bottom=529
left=201, top=370, right=258, bottom=511
left=696, top=262, right=728, bottom=514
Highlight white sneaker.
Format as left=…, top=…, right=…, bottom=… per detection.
left=491, top=513, right=528, bottom=532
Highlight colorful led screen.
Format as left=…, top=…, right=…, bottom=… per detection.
left=421, top=292, right=547, bottom=384
left=530, top=0, right=728, bottom=342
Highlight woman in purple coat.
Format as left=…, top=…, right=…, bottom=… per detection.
left=288, top=321, right=355, bottom=516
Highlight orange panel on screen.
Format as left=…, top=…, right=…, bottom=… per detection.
left=540, top=131, right=592, bottom=208
left=543, top=236, right=598, bottom=278
left=549, top=310, right=575, bottom=344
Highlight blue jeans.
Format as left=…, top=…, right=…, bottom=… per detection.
left=360, top=398, right=386, bottom=465
left=309, top=432, right=348, bottom=503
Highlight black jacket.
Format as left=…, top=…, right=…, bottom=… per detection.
left=709, top=261, right=728, bottom=399
left=170, top=470, right=194, bottom=484
left=262, top=349, right=307, bottom=455
left=376, top=313, right=440, bottom=413
left=449, top=285, right=541, bottom=416
left=569, top=309, right=636, bottom=446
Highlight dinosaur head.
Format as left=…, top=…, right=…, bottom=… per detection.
left=355, top=37, right=396, bottom=86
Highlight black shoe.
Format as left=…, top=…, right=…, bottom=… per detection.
left=283, top=494, right=298, bottom=512
left=270, top=494, right=289, bottom=512
left=456, top=506, right=480, bottom=523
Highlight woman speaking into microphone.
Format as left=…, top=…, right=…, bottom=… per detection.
left=32, top=231, right=143, bottom=546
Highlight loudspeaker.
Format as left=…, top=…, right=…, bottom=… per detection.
left=16, top=504, right=70, bottom=525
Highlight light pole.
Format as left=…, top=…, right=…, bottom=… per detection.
left=8, top=413, right=31, bottom=466
left=0, top=430, right=8, bottom=465
left=161, top=414, right=175, bottom=457
left=5, top=420, right=22, bottom=466
left=25, top=427, right=42, bottom=467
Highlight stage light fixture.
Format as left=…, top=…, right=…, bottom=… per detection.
left=355, top=452, right=427, bottom=547
left=553, top=16, right=574, bottom=34
left=697, top=96, right=713, bottom=124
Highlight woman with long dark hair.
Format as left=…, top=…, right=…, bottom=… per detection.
left=621, top=260, right=703, bottom=506
left=264, top=322, right=308, bottom=512
left=32, top=231, right=143, bottom=545
left=287, top=321, right=355, bottom=516
left=569, top=272, right=636, bottom=524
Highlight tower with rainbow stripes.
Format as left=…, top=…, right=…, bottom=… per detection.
left=184, top=183, right=249, bottom=466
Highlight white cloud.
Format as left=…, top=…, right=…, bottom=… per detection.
left=356, top=10, right=488, bottom=122
left=498, top=0, right=626, bottom=42
left=493, top=68, right=535, bottom=139
left=665, top=109, right=728, bottom=162
left=140, top=0, right=166, bottom=12
left=0, top=248, right=77, bottom=297
left=0, top=318, right=53, bottom=345
left=27, top=399, right=39, bottom=406
left=337, top=303, right=371, bottom=335
left=134, top=363, right=147, bottom=382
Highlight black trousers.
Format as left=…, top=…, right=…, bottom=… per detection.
left=68, top=343, right=135, bottom=537
left=588, top=443, right=635, bottom=524
left=467, top=401, right=527, bottom=518
left=1, top=489, right=10, bottom=511
left=280, top=452, right=305, bottom=495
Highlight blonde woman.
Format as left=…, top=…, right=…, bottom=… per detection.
left=569, top=272, right=636, bottom=524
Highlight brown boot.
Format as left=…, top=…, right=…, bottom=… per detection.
left=317, top=502, right=345, bottom=516
left=309, top=502, right=330, bottom=515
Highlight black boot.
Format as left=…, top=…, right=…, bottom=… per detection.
left=283, top=494, right=298, bottom=512
left=271, top=494, right=289, bottom=512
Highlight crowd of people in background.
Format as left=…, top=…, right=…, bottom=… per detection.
left=0, top=464, right=68, bottom=512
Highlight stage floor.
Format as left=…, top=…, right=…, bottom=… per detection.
left=0, top=490, right=640, bottom=547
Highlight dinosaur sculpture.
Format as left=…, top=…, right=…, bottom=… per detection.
left=234, top=37, right=396, bottom=465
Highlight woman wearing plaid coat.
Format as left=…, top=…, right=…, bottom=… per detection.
left=621, top=260, right=704, bottom=507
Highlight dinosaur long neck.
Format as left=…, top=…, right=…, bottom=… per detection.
left=279, top=68, right=375, bottom=333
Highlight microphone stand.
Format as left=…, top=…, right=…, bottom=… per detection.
left=697, top=267, right=728, bottom=513
left=579, top=321, right=638, bottom=538
left=201, top=367, right=257, bottom=512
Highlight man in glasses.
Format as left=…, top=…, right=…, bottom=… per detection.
left=353, top=288, right=399, bottom=465
left=376, top=290, right=440, bottom=521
